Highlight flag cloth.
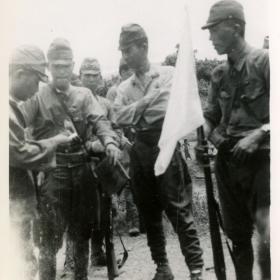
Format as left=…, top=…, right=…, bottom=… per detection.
left=154, top=8, right=204, bottom=176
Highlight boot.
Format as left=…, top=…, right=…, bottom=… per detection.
left=128, top=227, right=140, bottom=237
left=73, top=239, right=89, bottom=280
left=91, top=230, right=106, bottom=266
left=232, top=240, right=254, bottom=280
left=91, top=250, right=107, bottom=266
left=152, top=263, right=174, bottom=280
left=190, top=269, right=203, bottom=280
left=61, top=235, right=74, bottom=279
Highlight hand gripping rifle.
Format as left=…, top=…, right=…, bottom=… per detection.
left=197, top=126, right=226, bottom=280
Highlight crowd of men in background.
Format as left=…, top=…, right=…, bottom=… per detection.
left=9, top=1, right=270, bottom=280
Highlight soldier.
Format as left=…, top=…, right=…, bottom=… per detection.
left=79, top=57, right=108, bottom=97
left=202, top=1, right=270, bottom=279
left=82, top=57, right=117, bottom=267
left=106, top=57, right=141, bottom=237
left=19, top=38, right=121, bottom=280
left=81, top=57, right=140, bottom=261
left=113, top=23, right=204, bottom=280
left=106, top=57, right=134, bottom=103
left=9, top=45, right=73, bottom=279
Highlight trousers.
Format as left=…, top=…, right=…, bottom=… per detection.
left=38, top=153, right=99, bottom=280
left=10, top=197, right=37, bottom=280
left=215, top=149, right=270, bottom=280
left=130, top=134, right=203, bottom=271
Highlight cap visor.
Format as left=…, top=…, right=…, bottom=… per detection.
left=81, top=70, right=100, bottom=75
left=48, top=59, right=73, bottom=65
left=201, top=21, right=220, bottom=30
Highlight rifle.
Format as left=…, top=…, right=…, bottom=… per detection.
left=99, top=160, right=129, bottom=279
left=197, top=126, right=226, bottom=280
left=103, top=194, right=121, bottom=280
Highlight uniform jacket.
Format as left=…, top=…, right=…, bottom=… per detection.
left=9, top=98, right=55, bottom=199
left=204, top=44, right=269, bottom=140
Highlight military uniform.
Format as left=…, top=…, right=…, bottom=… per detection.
left=202, top=1, right=270, bottom=279
left=114, top=62, right=204, bottom=275
left=204, top=44, right=270, bottom=280
left=9, top=45, right=55, bottom=280
left=20, top=39, right=118, bottom=280
left=10, top=98, right=56, bottom=280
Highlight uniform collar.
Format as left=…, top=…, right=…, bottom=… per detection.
left=228, top=43, right=252, bottom=72
left=130, top=65, right=160, bottom=92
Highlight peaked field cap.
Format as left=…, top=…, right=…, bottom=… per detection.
left=10, top=44, right=48, bottom=82
left=119, top=23, right=147, bottom=50
left=80, top=57, right=101, bottom=74
left=47, top=37, right=73, bottom=61
left=202, top=0, right=245, bottom=30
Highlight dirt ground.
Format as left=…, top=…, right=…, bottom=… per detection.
left=53, top=229, right=260, bottom=280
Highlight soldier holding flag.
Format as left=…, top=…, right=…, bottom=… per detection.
left=113, top=23, right=204, bottom=280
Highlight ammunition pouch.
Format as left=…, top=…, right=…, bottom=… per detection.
left=94, top=157, right=129, bottom=196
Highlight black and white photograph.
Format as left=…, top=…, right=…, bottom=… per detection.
left=2, top=0, right=279, bottom=279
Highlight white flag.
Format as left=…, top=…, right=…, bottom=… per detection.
left=154, top=8, right=205, bottom=176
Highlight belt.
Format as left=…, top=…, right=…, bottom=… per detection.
left=135, top=130, right=161, bottom=146
left=56, top=151, right=88, bottom=166
left=56, top=144, right=83, bottom=153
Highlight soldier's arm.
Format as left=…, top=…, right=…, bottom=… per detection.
left=141, top=69, right=173, bottom=124
left=83, top=90, right=119, bottom=148
left=203, top=81, right=222, bottom=138
left=10, top=116, right=76, bottom=170
left=86, top=98, right=123, bottom=153
left=9, top=112, right=55, bottom=170
left=113, top=85, right=157, bottom=127
left=19, top=93, right=40, bottom=126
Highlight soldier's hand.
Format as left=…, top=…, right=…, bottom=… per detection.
left=68, top=132, right=82, bottom=144
left=231, top=129, right=266, bottom=163
left=52, top=133, right=76, bottom=145
left=105, top=143, right=121, bottom=166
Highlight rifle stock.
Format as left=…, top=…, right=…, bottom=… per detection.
left=197, top=126, right=226, bottom=280
left=104, top=195, right=119, bottom=279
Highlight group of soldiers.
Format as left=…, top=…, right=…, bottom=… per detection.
left=9, top=1, right=270, bottom=280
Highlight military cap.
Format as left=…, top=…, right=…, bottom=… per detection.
left=47, top=38, right=73, bottom=62
left=80, top=57, right=101, bottom=74
left=119, top=23, right=147, bottom=50
left=202, top=0, right=245, bottom=30
left=10, top=44, right=48, bottom=82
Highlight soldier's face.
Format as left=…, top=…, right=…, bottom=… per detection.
left=48, top=60, right=74, bottom=90
left=208, top=22, right=236, bottom=55
left=121, top=43, right=147, bottom=70
left=80, top=72, right=102, bottom=91
left=14, top=69, right=41, bottom=101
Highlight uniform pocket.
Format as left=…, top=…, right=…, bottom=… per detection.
left=241, top=79, right=269, bottom=122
